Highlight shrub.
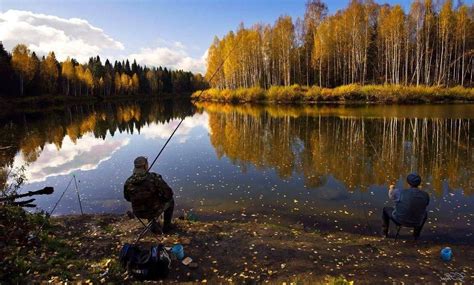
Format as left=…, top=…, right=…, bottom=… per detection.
left=267, top=85, right=304, bottom=102
left=244, top=86, right=265, bottom=102
left=305, top=86, right=322, bottom=101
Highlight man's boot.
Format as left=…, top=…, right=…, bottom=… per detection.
left=162, top=222, right=176, bottom=234
left=162, top=199, right=175, bottom=233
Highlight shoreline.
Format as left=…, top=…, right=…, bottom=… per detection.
left=0, top=93, right=192, bottom=116
left=2, top=211, right=472, bottom=284
left=192, top=84, right=474, bottom=104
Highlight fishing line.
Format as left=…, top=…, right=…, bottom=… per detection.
left=147, top=36, right=242, bottom=172
left=358, top=135, right=384, bottom=235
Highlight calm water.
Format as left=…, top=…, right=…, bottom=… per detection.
left=1, top=100, right=473, bottom=242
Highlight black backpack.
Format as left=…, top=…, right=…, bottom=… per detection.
left=119, top=243, right=171, bottom=280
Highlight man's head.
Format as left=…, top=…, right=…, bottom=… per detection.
left=133, top=156, right=149, bottom=174
left=407, top=173, right=421, bottom=188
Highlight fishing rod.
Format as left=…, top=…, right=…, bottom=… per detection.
left=49, top=176, right=74, bottom=217
left=73, top=175, right=84, bottom=215
left=147, top=36, right=242, bottom=172
left=34, top=176, right=75, bottom=237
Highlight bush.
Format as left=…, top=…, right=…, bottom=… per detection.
left=267, top=85, right=304, bottom=102
left=305, top=86, right=322, bottom=101
left=244, top=86, right=265, bottom=102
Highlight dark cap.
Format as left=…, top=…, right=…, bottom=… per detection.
left=134, top=156, right=148, bottom=168
left=407, top=173, right=421, bottom=187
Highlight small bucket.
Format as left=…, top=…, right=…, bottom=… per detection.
left=171, top=244, right=184, bottom=260
left=440, top=247, right=452, bottom=262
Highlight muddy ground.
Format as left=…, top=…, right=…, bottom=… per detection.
left=2, top=212, right=472, bottom=284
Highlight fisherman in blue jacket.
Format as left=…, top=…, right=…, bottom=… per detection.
left=382, top=173, right=430, bottom=239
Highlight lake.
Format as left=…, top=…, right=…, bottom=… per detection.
left=1, top=100, right=473, bottom=242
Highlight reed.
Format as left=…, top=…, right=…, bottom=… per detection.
left=192, top=84, right=474, bottom=104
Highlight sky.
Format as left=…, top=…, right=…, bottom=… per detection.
left=0, top=0, right=471, bottom=74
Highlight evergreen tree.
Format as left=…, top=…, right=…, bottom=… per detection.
left=0, top=42, right=15, bottom=96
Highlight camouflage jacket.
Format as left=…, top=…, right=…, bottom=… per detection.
left=123, top=172, right=174, bottom=219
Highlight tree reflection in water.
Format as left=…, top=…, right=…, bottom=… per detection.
left=0, top=100, right=195, bottom=186
left=198, top=102, right=473, bottom=197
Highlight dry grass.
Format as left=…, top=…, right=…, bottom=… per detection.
left=192, top=84, right=474, bottom=104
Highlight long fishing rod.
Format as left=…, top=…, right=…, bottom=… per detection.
left=147, top=36, right=242, bottom=172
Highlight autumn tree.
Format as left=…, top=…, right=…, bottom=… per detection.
left=75, top=65, right=84, bottom=96
left=40, top=52, right=59, bottom=94
left=121, top=73, right=130, bottom=94
left=114, top=72, right=121, bottom=95
left=11, top=44, right=36, bottom=96
left=132, top=73, right=140, bottom=93
left=61, top=58, right=75, bottom=96
left=304, top=0, right=328, bottom=86
left=83, top=68, right=94, bottom=95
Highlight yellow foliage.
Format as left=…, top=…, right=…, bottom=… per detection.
left=193, top=85, right=474, bottom=103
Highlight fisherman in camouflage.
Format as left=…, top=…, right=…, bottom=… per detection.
left=124, top=156, right=175, bottom=233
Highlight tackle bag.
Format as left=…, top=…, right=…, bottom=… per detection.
left=119, top=243, right=171, bottom=280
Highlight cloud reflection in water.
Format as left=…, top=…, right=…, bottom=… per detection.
left=140, top=113, right=209, bottom=143
left=14, top=134, right=130, bottom=183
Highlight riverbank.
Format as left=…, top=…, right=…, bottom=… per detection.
left=2, top=210, right=472, bottom=284
left=192, top=84, right=474, bottom=104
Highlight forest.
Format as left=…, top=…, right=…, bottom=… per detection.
left=205, top=0, right=474, bottom=90
left=0, top=43, right=207, bottom=98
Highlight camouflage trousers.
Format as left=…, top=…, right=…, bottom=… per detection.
left=152, top=199, right=174, bottom=226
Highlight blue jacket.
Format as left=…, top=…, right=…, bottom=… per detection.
left=389, top=187, right=429, bottom=226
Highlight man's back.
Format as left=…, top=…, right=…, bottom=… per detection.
left=124, top=172, right=173, bottom=219
left=393, top=188, right=430, bottom=226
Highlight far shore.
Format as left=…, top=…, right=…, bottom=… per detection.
left=192, top=84, right=474, bottom=104
left=0, top=93, right=192, bottom=116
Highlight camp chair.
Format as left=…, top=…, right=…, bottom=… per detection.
left=127, top=210, right=164, bottom=243
left=392, top=213, right=428, bottom=241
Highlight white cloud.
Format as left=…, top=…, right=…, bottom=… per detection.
left=0, top=10, right=207, bottom=73
left=13, top=134, right=130, bottom=183
left=127, top=40, right=207, bottom=74
left=0, top=10, right=124, bottom=63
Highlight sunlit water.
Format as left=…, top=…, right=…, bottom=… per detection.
left=1, top=100, right=473, bottom=242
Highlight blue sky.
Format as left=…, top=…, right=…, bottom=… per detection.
left=1, top=0, right=471, bottom=73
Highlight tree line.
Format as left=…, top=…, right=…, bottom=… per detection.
left=205, top=0, right=474, bottom=89
left=0, top=43, right=207, bottom=98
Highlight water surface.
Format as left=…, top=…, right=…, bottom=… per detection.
left=1, top=101, right=472, bottom=242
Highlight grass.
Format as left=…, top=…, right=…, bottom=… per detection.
left=192, top=84, right=474, bottom=104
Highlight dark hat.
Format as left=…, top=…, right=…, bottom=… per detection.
left=407, top=173, right=421, bottom=187
left=133, top=156, right=148, bottom=174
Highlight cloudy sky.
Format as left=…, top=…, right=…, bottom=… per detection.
left=1, top=0, right=426, bottom=74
